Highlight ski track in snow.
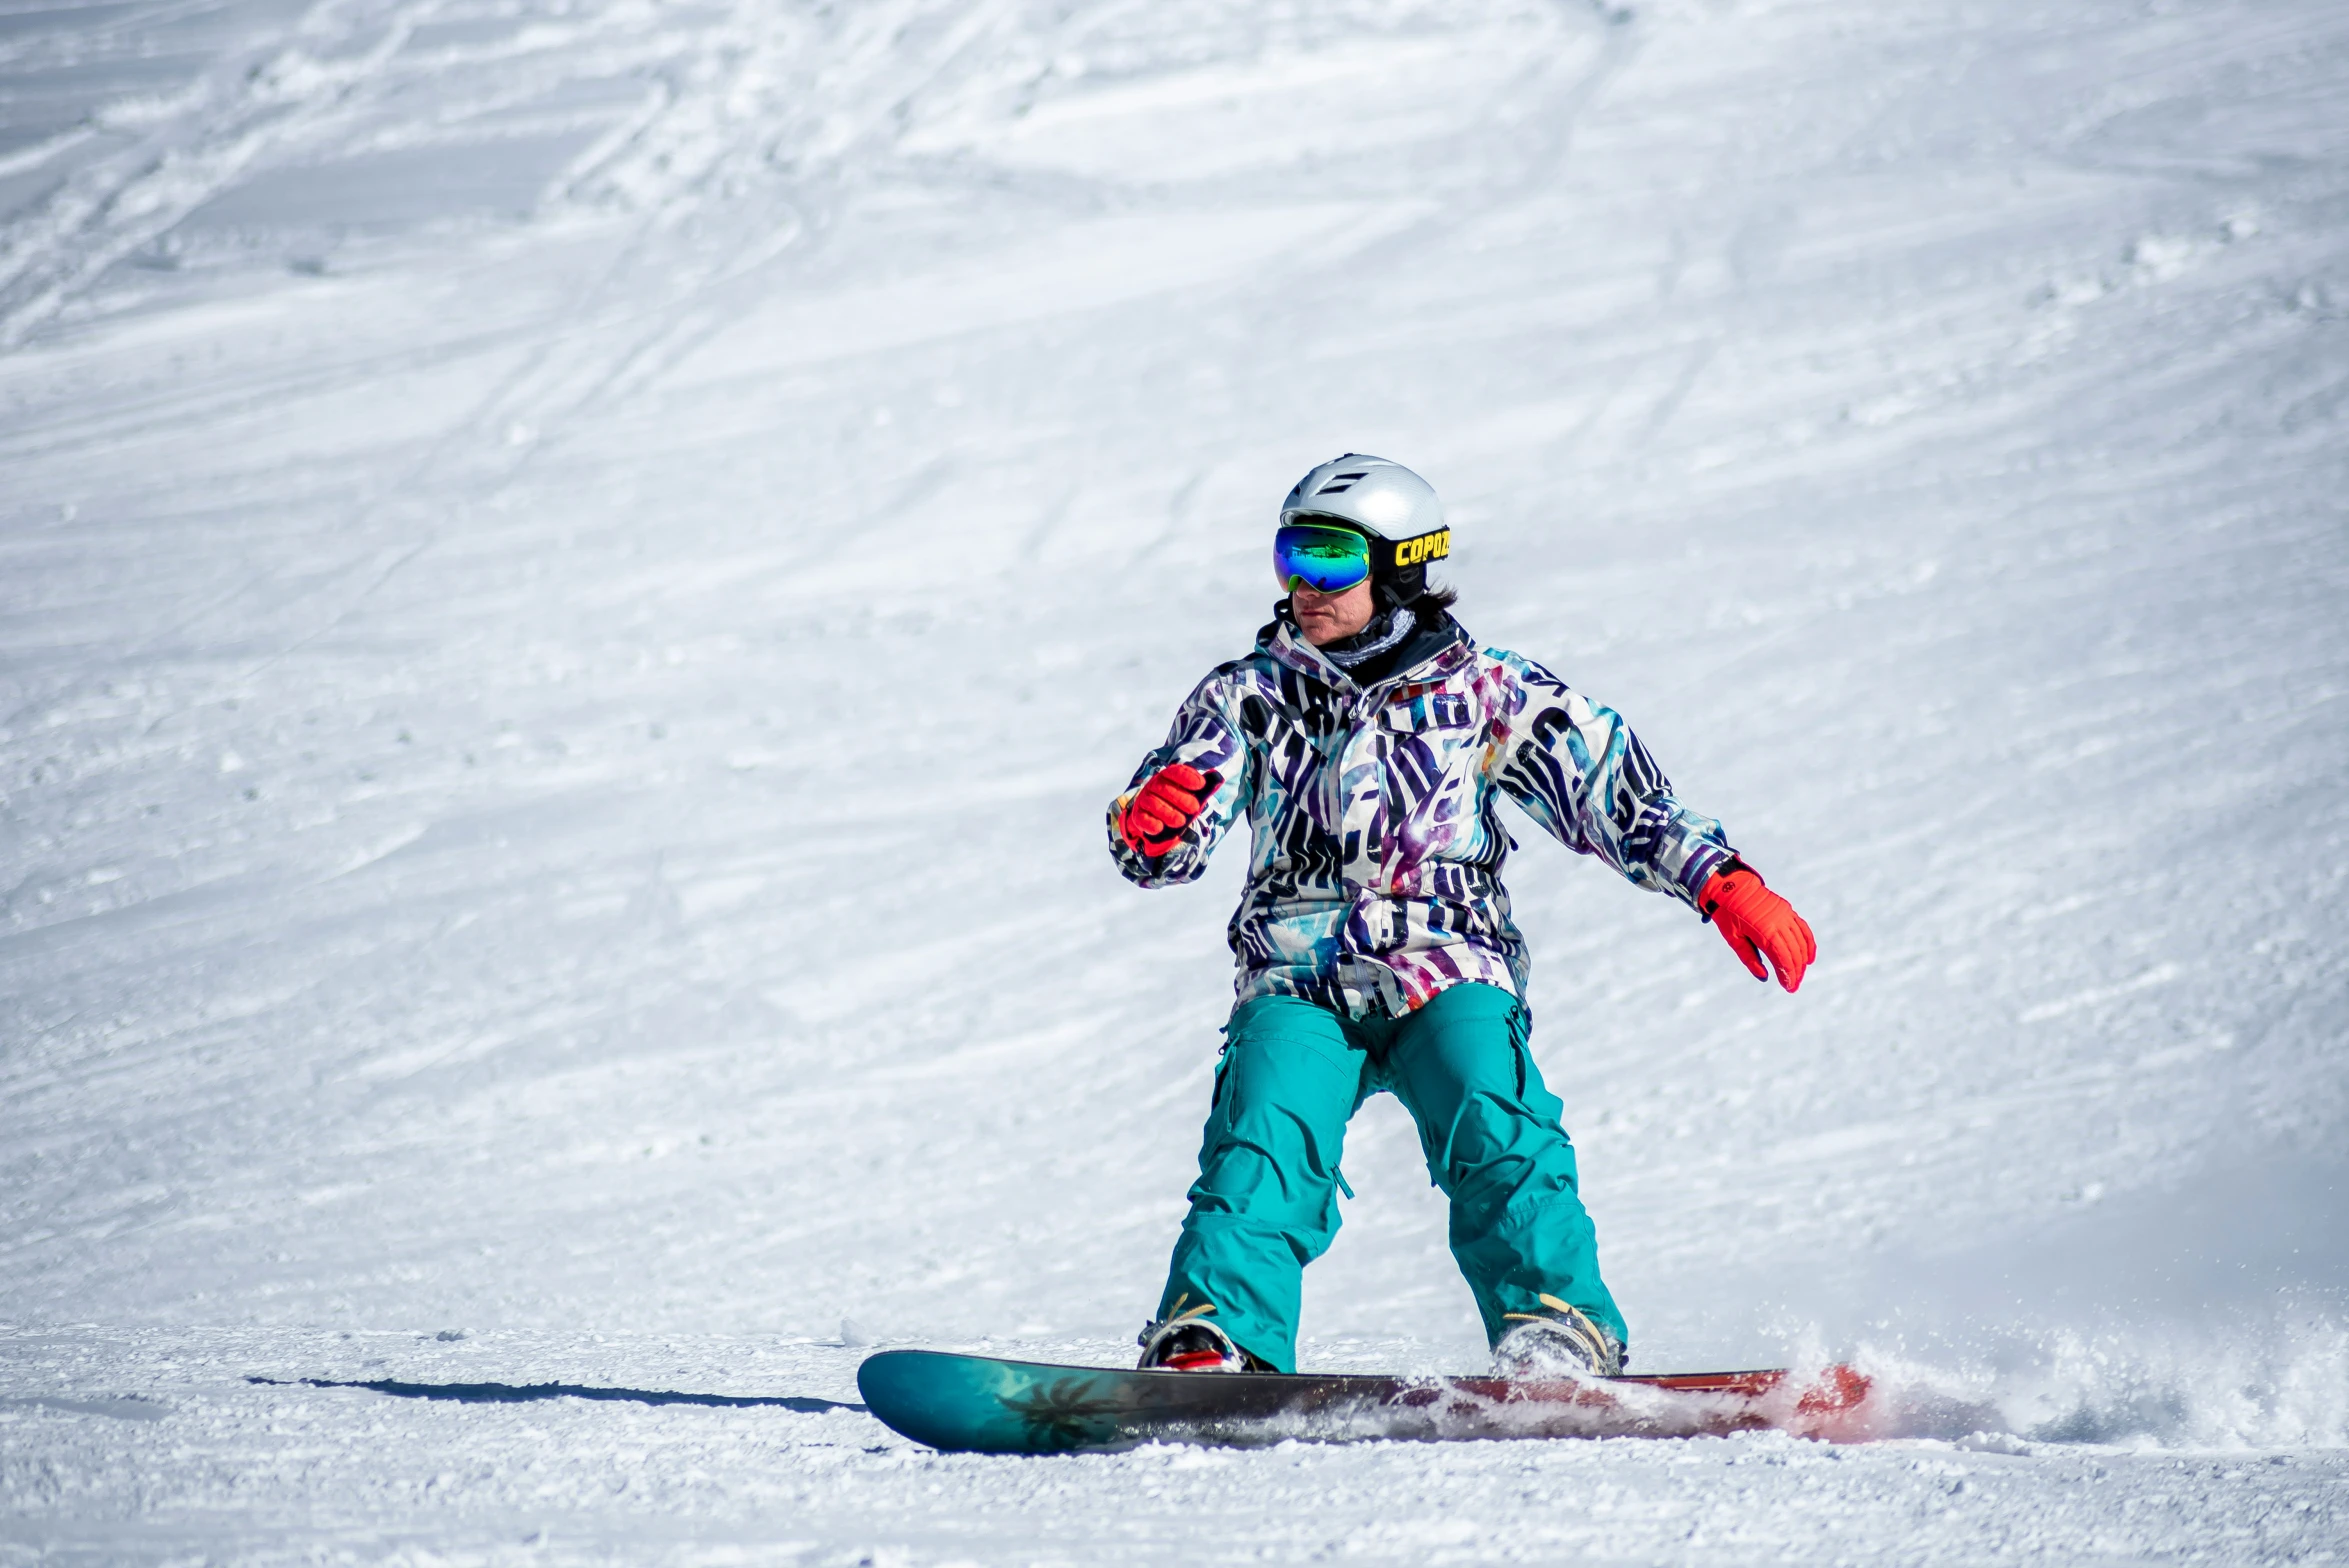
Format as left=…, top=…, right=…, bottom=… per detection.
left=2, top=0, right=2347, bottom=1561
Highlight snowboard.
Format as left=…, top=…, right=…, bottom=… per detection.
left=856, top=1348, right=1878, bottom=1454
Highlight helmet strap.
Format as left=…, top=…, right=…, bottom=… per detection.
left=1373, top=562, right=1424, bottom=610
left=1372, top=525, right=1448, bottom=609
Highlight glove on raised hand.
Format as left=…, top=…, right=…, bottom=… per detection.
left=1118, top=763, right=1224, bottom=858
left=1698, top=866, right=1816, bottom=993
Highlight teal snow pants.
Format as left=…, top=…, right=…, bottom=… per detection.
left=1156, top=982, right=1625, bottom=1373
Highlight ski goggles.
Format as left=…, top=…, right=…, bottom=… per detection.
left=1273, top=522, right=1374, bottom=594
left=1273, top=520, right=1453, bottom=594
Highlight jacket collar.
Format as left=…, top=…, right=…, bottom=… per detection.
left=1258, top=611, right=1472, bottom=694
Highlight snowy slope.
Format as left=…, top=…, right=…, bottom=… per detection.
left=3, top=0, right=2346, bottom=1561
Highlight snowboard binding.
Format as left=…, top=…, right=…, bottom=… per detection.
left=1493, top=1295, right=1624, bottom=1377
left=1135, top=1297, right=1260, bottom=1373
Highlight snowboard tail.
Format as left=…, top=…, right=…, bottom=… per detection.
left=856, top=1349, right=1877, bottom=1454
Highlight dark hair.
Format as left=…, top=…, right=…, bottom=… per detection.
left=1418, top=583, right=1459, bottom=614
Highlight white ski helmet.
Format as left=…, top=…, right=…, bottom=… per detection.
left=1279, top=454, right=1450, bottom=604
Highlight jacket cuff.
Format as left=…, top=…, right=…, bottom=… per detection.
left=1680, top=845, right=1740, bottom=911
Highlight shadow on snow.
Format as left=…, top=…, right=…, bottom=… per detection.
left=248, top=1375, right=866, bottom=1414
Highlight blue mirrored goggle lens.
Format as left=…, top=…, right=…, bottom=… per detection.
left=1273, top=524, right=1372, bottom=593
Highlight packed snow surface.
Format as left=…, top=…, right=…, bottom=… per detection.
left=4, top=0, right=2347, bottom=1561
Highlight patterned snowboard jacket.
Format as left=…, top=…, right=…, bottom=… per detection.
left=1107, top=613, right=1739, bottom=1019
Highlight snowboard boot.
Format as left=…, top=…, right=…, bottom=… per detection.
left=1135, top=1298, right=1259, bottom=1373
left=1493, top=1294, right=1624, bottom=1378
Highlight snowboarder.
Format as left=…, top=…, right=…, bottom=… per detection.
left=1109, top=455, right=1816, bottom=1379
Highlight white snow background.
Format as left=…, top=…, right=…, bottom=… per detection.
left=3, top=0, right=2346, bottom=1562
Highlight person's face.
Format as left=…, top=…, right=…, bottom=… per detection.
left=1292, top=579, right=1377, bottom=646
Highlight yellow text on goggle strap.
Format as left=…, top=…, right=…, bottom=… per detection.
left=1391, top=529, right=1451, bottom=569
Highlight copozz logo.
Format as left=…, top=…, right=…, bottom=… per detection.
left=1391, top=529, right=1450, bottom=568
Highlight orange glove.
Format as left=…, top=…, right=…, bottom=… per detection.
left=1698, top=865, right=1816, bottom=992
left=1119, top=763, right=1223, bottom=858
